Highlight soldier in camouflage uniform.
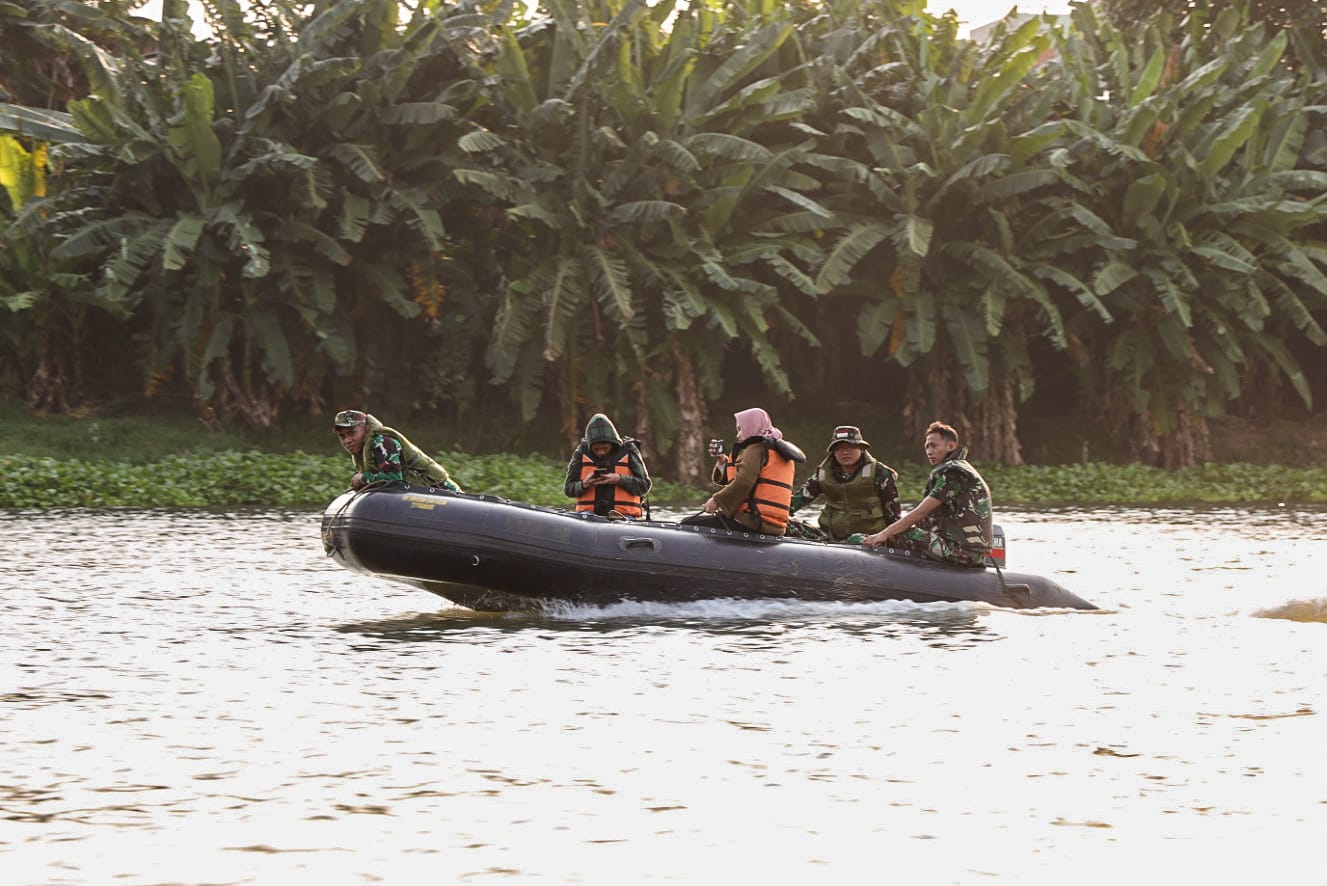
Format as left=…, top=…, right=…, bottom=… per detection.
left=788, top=425, right=901, bottom=543
left=333, top=409, right=462, bottom=492
left=862, top=421, right=992, bottom=567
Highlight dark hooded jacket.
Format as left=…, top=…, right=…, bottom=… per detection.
left=563, top=413, right=652, bottom=515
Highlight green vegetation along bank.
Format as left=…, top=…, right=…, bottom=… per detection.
left=0, top=451, right=699, bottom=510
left=4, top=452, right=1326, bottom=510
left=4, top=408, right=1325, bottom=509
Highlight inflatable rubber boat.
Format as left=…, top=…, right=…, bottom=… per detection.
left=320, top=485, right=1096, bottom=612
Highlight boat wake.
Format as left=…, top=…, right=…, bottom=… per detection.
left=336, top=597, right=989, bottom=643
left=535, top=596, right=984, bottom=623
left=1251, top=597, right=1327, bottom=623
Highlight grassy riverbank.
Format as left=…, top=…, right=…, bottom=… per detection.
left=2, top=408, right=1326, bottom=509
left=0, top=450, right=705, bottom=509
left=5, top=451, right=1326, bottom=510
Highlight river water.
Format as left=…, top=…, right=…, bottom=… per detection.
left=3, top=504, right=1326, bottom=884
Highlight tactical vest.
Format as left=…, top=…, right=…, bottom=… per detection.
left=358, top=425, right=453, bottom=488
left=575, top=448, right=644, bottom=518
left=923, top=453, right=993, bottom=554
left=724, top=439, right=798, bottom=532
left=814, top=457, right=887, bottom=539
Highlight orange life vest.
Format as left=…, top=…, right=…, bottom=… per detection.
left=723, top=441, right=796, bottom=532
left=576, top=449, right=644, bottom=518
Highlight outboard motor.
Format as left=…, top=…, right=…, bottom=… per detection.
left=986, top=524, right=1007, bottom=569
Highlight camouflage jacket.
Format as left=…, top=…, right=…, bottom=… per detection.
left=359, top=433, right=409, bottom=485
left=353, top=416, right=459, bottom=491
left=919, top=447, right=993, bottom=555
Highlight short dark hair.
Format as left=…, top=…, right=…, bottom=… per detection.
left=925, top=421, right=958, bottom=444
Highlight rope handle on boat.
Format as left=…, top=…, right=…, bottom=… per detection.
left=324, top=481, right=393, bottom=557
left=681, top=509, right=738, bottom=531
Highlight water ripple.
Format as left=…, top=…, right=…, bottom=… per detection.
left=3, top=506, right=1327, bottom=884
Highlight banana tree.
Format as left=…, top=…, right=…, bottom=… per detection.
left=0, top=0, right=147, bottom=110
left=802, top=3, right=1079, bottom=462
left=1, top=132, right=99, bottom=412
left=1049, top=2, right=1327, bottom=465
left=0, top=0, right=151, bottom=411
left=37, top=0, right=510, bottom=424
left=474, top=0, right=822, bottom=481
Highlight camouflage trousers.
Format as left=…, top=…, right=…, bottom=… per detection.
left=785, top=519, right=830, bottom=541
left=786, top=521, right=869, bottom=545
left=892, top=528, right=987, bottom=568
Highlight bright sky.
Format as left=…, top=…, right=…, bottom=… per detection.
left=936, top=1, right=1075, bottom=36
left=138, top=0, right=1076, bottom=40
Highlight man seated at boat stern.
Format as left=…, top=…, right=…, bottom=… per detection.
left=861, top=421, right=992, bottom=567
left=563, top=413, right=652, bottom=519
left=333, top=409, right=462, bottom=492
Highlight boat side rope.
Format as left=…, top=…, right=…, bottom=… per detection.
left=324, top=480, right=395, bottom=557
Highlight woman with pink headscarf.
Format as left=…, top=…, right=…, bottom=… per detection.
left=682, top=407, right=805, bottom=536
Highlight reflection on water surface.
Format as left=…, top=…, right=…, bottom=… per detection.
left=336, top=598, right=998, bottom=649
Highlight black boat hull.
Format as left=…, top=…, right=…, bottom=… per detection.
left=320, top=486, right=1097, bottom=612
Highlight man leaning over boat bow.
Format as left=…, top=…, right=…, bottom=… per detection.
left=333, top=409, right=462, bottom=492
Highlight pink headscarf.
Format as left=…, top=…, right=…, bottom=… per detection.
left=734, top=407, right=783, bottom=442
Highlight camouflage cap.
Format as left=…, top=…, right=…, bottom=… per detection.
left=333, top=409, right=368, bottom=428
left=827, top=424, right=870, bottom=453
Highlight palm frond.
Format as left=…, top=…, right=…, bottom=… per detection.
left=815, top=222, right=890, bottom=293
left=328, top=143, right=386, bottom=184
left=541, top=255, right=587, bottom=361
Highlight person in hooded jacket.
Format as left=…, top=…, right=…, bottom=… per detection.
left=682, top=407, right=805, bottom=536
left=562, top=413, right=652, bottom=519
left=333, top=409, right=462, bottom=492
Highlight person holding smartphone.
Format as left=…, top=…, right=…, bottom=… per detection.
left=681, top=407, right=805, bottom=536
left=563, top=413, right=652, bottom=518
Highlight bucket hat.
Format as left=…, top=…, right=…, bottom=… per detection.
left=827, top=424, right=870, bottom=453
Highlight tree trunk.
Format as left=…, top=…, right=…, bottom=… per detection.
left=27, top=326, right=70, bottom=415
left=1102, top=393, right=1211, bottom=467
left=968, top=381, right=1023, bottom=465
left=671, top=340, right=709, bottom=487
left=1135, top=410, right=1210, bottom=468
left=633, top=377, right=654, bottom=468
left=900, top=350, right=1024, bottom=463
left=215, top=353, right=279, bottom=428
